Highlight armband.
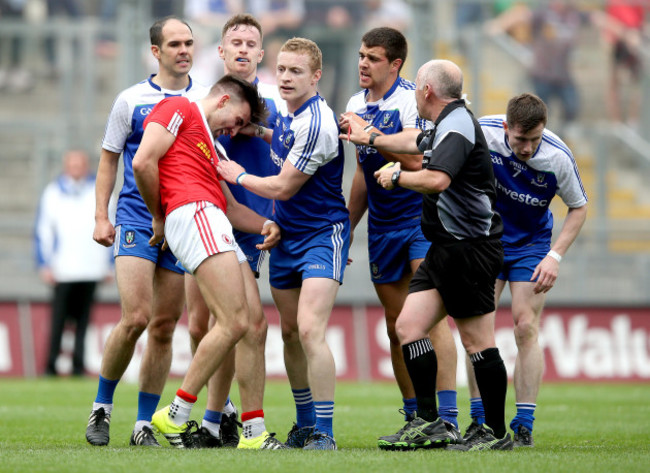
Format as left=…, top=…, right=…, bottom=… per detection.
left=547, top=250, right=562, bottom=263
left=236, top=172, right=248, bottom=185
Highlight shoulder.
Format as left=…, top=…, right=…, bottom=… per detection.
left=346, top=90, right=366, bottom=112
left=438, top=106, right=477, bottom=143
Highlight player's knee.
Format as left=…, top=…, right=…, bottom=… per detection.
left=514, top=318, right=538, bottom=345
left=120, top=310, right=150, bottom=341
left=251, top=314, right=268, bottom=339
left=385, top=320, right=400, bottom=345
left=147, top=316, right=178, bottom=344
left=281, top=323, right=299, bottom=345
left=187, top=322, right=207, bottom=345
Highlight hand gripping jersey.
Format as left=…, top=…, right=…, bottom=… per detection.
left=479, top=115, right=588, bottom=248
left=345, top=77, right=426, bottom=231
left=102, top=75, right=209, bottom=227
left=219, top=78, right=286, bottom=222
left=270, top=94, right=349, bottom=235
left=143, top=96, right=227, bottom=216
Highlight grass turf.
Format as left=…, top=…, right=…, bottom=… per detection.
left=0, top=378, right=648, bottom=473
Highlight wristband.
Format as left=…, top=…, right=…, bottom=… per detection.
left=262, top=219, right=275, bottom=228
left=256, top=125, right=265, bottom=137
left=236, top=172, right=248, bottom=185
left=547, top=250, right=562, bottom=263
left=369, top=132, right=380, bottom=147
left=363, top=124, right=374, bottom=133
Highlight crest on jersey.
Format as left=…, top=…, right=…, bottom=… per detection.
left=281, top=129, right=295, bottom=149
left=531, top=173, right=548, bottom=188
left=383, top=112, right=391, bottom=125
left=125, top=231, right=135, bottom=245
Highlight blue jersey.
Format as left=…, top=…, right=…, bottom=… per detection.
left=480, top=115, right=587, bottom=249
left=270, top=94, right=349, bottom=236
left=345, top=77, right=426, bottom=232
left=102, top=75, right=208, bottom=228
left=220, top=79, right=285, bottom=222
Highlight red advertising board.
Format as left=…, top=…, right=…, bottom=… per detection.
left=1, top=302, right=648, bottom=382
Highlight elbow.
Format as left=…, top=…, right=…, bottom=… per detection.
left=132, top=157, right=146, bottom=177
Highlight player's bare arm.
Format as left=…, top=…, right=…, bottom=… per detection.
left=93, top=149, right=121, bottom=247
left=339, top=112, right=422, bottom=170
left=219, top=181, right=281, bottom=250
left=217, top=158, right=311, bottom=201
left=237, top=122, right=272, bottom=144
left=132, top=122, right=175, bottom=246
left=374, top=162, right=451, bottom=194
left=531, top=203, right=588, bottom=294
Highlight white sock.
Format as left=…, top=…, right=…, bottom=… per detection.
left=223, top=400, right=237, bottom=416
left=201, top=419, right=221, bottom=438
left=134, top=420, right=152, bottom=432
left=169, top=396, right=194, bottom=426
left=92, top=402, right=113, bottom=415
left=242, top=417, right=265, bottom=439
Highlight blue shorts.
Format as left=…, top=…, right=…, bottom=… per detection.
left=234, top=230, right=268, bottom=277
left=498, top=243, right=550, bottom=282
left=368, top=225, right=430, bottom=284
left=269, top=221, right=350, bottom=290
left=113, top=224, right=184, bottom=274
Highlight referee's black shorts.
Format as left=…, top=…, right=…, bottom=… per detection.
left=409, top=238, right=503, bottom=319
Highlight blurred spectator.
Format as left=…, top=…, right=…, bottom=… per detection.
left=44, top=0, right=83, bottom=77
left=0, top=0, right=35, bottom=92
left=249, top=0, right=305, bottom=38
left=363, top=0, right=411, bottom=31
left=35, top=150, right=114, bottom=377
left=302, top=0, right=362, bottom=112
left=486, top=0, right=588, bottom=129
left=183, top=0, right=242, bottom=86
left=592, top=0, right=649, bottom=126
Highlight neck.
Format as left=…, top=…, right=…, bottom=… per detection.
left=152, top=71, right=190, bottom=91
left=287, top=92, right=316, bottom=114
left=224, top=68, right=256, bottom=84
left=366, top=76, right=397, bottom=103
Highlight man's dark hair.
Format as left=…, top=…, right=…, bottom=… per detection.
left=506, top=93, right=548, bottom=133
left=221, top=13, right=263, bottom=41
left=150, top=16, right=192, bottom=47
left=211, top=75, right=268, bottom=125
left=361, top=27, right=408, bottom=73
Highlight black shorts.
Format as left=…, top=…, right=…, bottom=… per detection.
left=409, top=238, right=503, bottom=319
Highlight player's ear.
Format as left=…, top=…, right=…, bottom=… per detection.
left=312, top=69, right=322, bottom=84
left=151, top=44, right=161, bottom=60
left=391, top=58, right=403, bottom=73
left=217, top=94, right=231, bottom=109
left=218, top=45, right=225, bottom=60
left=257, top=49, right=264, bottom=64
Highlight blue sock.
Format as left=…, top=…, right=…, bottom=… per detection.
left=137, top=391, right=161, bottom=422
left=314, top=400, right=334, bottom=437
left=437, top=390, right=458, bottom=428
left=95, top=375, right=119, bottom=404
left=402, top=397, right=418, bottom=420
left=292, top=388, right=315, bottom=428
left=469, top=397, right=485, bottom=425
left=203, top=408, right=222, bottom=425
left=510, top=403, right=536, bottom=432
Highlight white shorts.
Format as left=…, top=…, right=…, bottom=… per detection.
left=165, top=201, right=245, bottom=273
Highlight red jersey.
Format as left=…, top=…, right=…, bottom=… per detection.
left=144, top=96, right=227, bottom=216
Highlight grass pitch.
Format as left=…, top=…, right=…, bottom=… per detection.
left=0, top=378, right=648, bottom=473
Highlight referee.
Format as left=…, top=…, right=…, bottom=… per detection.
left=352, top=59, right=511, bottom=451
